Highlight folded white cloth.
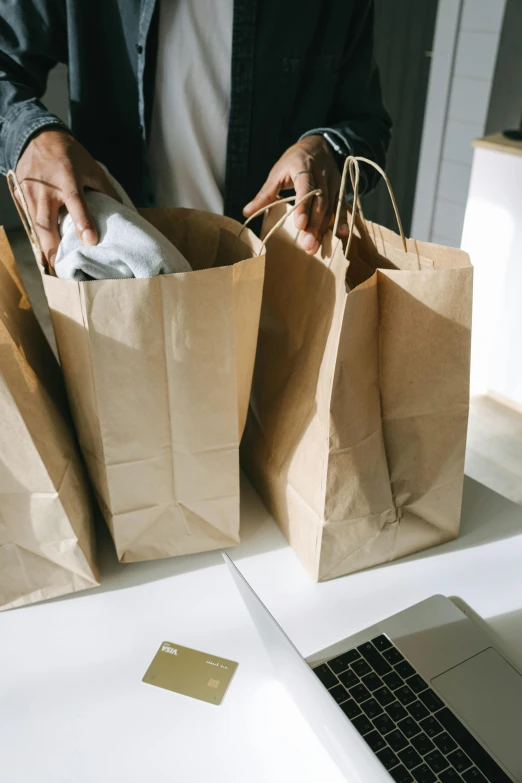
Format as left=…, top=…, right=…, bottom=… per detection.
left=54, top=187, right=191, bottom=281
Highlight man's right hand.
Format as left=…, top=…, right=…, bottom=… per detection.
left=15, top=129, right=120, bottom=267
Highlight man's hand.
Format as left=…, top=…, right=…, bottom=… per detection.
left=15, top=129, right=120, bottom=266
left=243, top=135, right=348, bottom=255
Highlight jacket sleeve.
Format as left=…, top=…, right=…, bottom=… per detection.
left=0, top=1, right=69, bottom=175
left=301, top=0, right=391, bottom=196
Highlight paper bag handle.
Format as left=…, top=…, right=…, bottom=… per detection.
left=6, top=169, right=48, bottom=273
left=240, top=188, right=322, bottom=256
left=240, top=156, right=405, bottom=263
left=336, top=156, right=407, bottom=261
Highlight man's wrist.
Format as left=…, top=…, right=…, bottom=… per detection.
left=18, top=124, right=73, bottom=164
left=0, top=97, right=71, bottom=175
left=321, top=132, right=346, bottom=172
left=298, top=129, right=346, bottom=171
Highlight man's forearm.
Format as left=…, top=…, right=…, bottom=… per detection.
left=0, top=91, right=69, bottom=175
left=0, top=0, right=68, bottom=173
left=299, top=0, right=392, bottom=197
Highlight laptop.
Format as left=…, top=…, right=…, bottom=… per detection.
left=223, top=554, right=522, bottom=783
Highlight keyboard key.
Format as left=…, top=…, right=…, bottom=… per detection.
left=386, top=701, right=408, bottom=722
left=328, top=684, right=349, bottom=704
left=398, top=746, right=423, bottom=771
left=397, top=716, right=421, bottom=739
left=313, top=664, right=338, bottom=689
left=448, top=749, right=473, bottom=774
left=411, top=732, right=435, bottom=755
left=361, top=672, right=383, bottom=692
left=411, top=763, right=436, bottom=783
left=406, top=674, right=428, bottom=694
left=433, top=732, right=457, bottom=755
left=383, top=647, right=405, bottom=665
left=340, top=698, right=361, bottom=720
left=395, top=685, right=417, bottom=706
left=376, top=747, right=399, bottom=771
left=372, top=634, right=394, bottom=652
left=396, top=660, right=416, bottom=679
left=338, top=668, right=359, bottom=688
left=462, top=769, right=487, bottom=782
left=387, top=729, right=409, bottom=752
left=352, top=658, right=372, bottom=677
left=408, top=700, right=430, bottom=721
left=361, top=698, right=383, bottom=719
left=425, top=749, right=450, bottom=774
left=419, top=715, right=443, bottom=738
left=437, top=707, right=512, bottom=782
left=349, top=683, right=371, bottom=704
left=439, top=770, right=463, bottom=782
left=328, top=649, right=361, bottom=674
left=383, top=670, right=404, bottom=691
left=373, top=713, right=395, bottom=735
left=418, top=688, right=444, bottom=712
left=364, top=729, right=387, bottom=752
left=352, top=713, right=373, bottom=735
left=357, top=641, right=393, bottom=676
left=390, top=764, right=414, bottom=783
left=374, top=686, right=395, bottom=707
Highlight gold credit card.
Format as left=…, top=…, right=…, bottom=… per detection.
left=142, top=642, right=238, bottom=705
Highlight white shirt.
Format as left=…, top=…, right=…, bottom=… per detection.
left=148, top=0, right=234, bottom=214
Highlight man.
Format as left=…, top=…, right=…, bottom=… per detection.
left=0, top=1, right=390, bottom=266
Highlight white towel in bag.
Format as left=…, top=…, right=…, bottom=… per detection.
left=54, top=166, right=191, bottom=280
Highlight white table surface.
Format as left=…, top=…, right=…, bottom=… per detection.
left=1, top=476, right=522, bottom=783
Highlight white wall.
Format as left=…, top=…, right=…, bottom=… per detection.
left=412, top=0, right=506, bottom=246
left=462, top=144, right=522, bottom=406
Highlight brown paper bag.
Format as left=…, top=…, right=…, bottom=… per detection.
left=8, top=173, right=265, bottom=563
left=0, top=228, right=98, bottom=610
left=242, top=157, right=473, bottom=581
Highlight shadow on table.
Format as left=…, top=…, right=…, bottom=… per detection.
left=40, top=475, right=286, bottom=607
left=379, top=476, right=522, bottom=570
left=450, top=599, right=522, bottom=670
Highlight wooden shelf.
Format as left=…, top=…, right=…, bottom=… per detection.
left=472, top=132, right=522, bottom=158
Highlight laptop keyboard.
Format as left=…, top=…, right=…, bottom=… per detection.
left=313, top=635, right=512, bottom=783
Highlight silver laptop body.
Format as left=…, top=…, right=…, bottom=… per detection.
left=224, top=554, right=522, bottom=783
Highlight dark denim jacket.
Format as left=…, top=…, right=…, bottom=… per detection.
left=0, top=0, right=391, bottom=222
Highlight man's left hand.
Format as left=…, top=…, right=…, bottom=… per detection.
left=243, top=134, right=348, bottom=255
